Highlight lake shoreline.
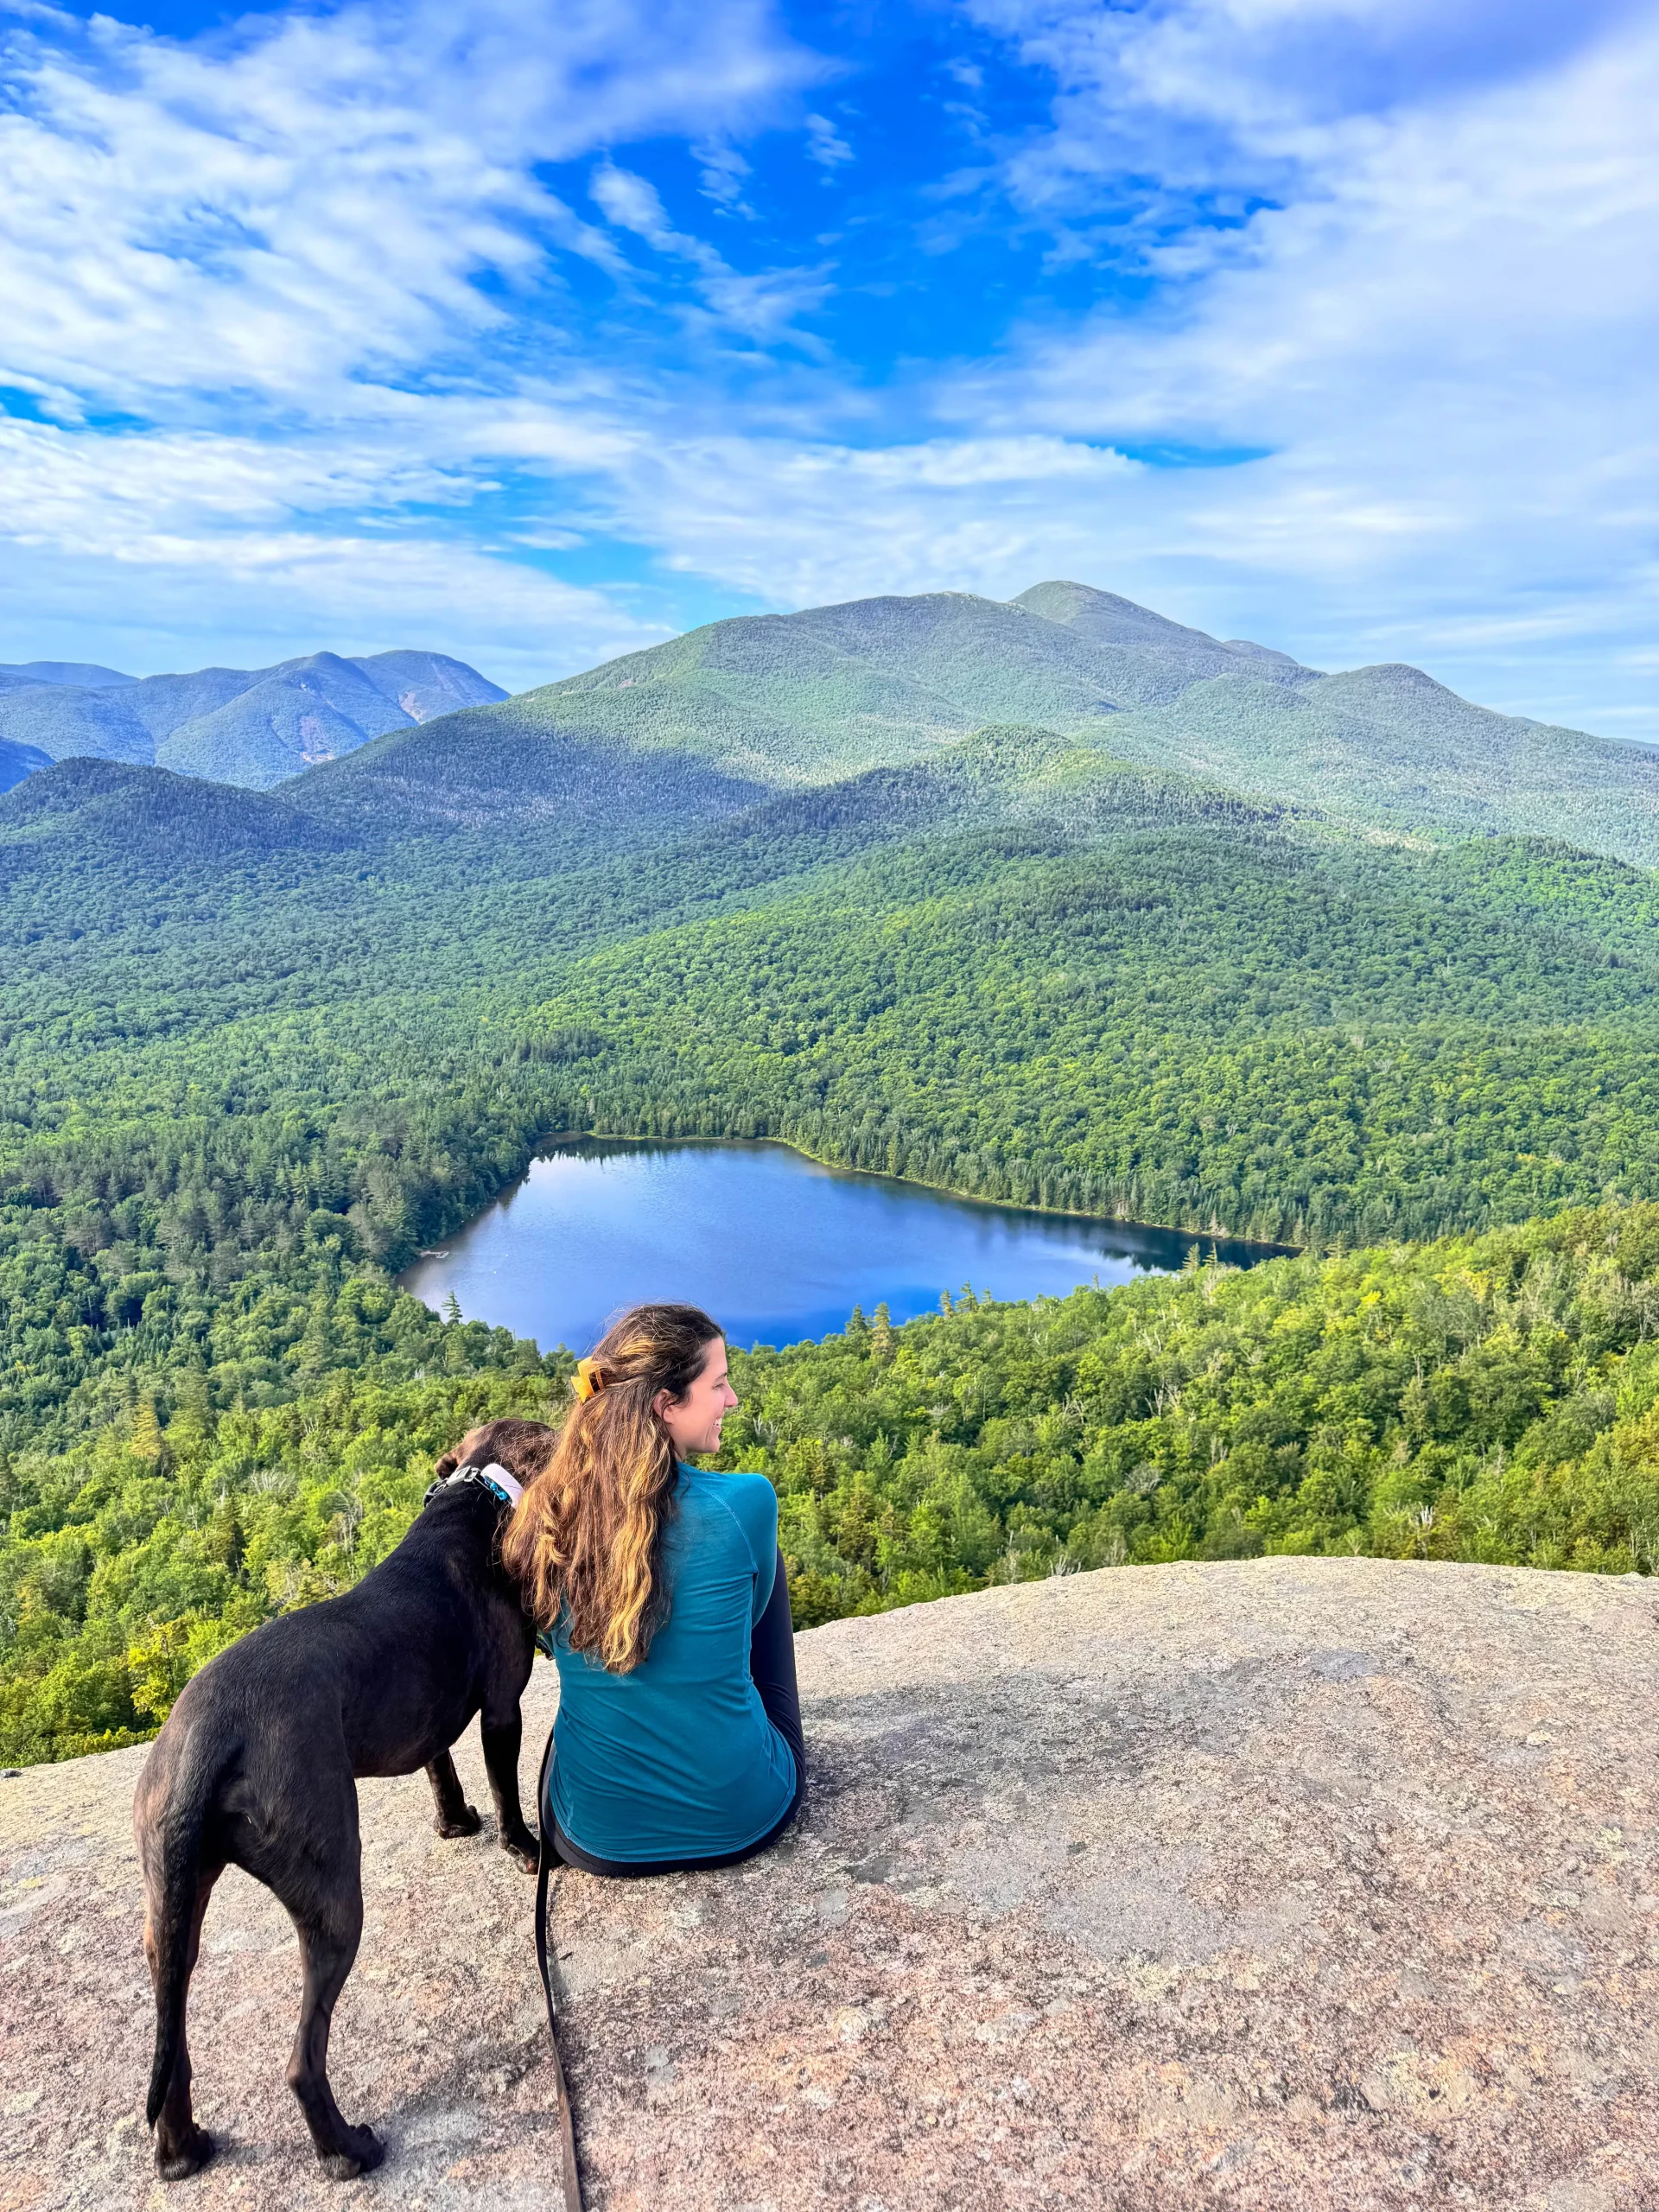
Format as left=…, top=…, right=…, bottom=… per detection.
left=563, top=1126, right=1300, bottom=1256
left=398, top=1133, right=1288, bottom=1354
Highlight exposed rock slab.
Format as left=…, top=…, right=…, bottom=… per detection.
left=5, top=1558, right=1659, bottom=2211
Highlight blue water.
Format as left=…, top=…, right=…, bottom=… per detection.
left=398, top=1139, right=1279, bottom=1356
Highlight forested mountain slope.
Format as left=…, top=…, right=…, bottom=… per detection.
left=321, top=578, right=1656, bottom=864
left=1089, top=663, right=1659, bottom=867
left=6, top=1198, right=1659, bottom=1764
left=289, top=699, right=775, bottom=843
left=387, top=584, right=1310, bottom=791
left=3, top=658, right=1659, bottom=1765
left=0, top=648, right=504, bottom=789
left=4, top=724, right=1659, bottom=1443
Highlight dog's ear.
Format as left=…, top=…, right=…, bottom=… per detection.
left=439, top=1422, right=492, bottom=1478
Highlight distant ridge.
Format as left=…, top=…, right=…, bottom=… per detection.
left=0, top=648, right=505, bottom=791
left=302, top=580, right=1659, bottom=868
left=0, top=756, right=350, bottom=865
left=11, top=582, right=1653, bottom=864
left=0, top=735, right=51, bottom=795
left=0, top=659, right=134, bottom=690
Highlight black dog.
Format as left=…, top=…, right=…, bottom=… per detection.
left=133, top=1416, right=554, bottom=2182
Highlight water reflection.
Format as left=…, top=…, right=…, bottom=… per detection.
left=398, top=1138, right=1281, bottom=1354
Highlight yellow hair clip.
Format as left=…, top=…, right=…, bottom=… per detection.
left=573, top=1358, right=607, bottom=1402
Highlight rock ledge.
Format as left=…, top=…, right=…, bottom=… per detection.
left=5, top=1558, right=1659, bottom=2210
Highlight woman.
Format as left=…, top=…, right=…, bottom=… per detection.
left=504, top=1302, right=804, bottom=1874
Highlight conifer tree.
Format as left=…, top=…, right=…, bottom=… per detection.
left=130, top=1398, right=167, bottom=1464
left=871, top=1301, right=894, bottom=1363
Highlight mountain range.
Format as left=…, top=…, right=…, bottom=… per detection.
left=289, top=582, right=1659, bottom=868
left=5, top=585, right=1654, bottom=868
left=8, top=576, right=1659, bottom=1771
left=0, top=649, right=505, bottom=790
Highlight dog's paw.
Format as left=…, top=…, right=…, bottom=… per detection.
left=435, top=1804, right=483, bottom=1839
left=501, top=1826, right=540, bottom=1872
left=319, top=2124, right=385, bottom=2180
left=155, top=2123, right=216, bottom=2180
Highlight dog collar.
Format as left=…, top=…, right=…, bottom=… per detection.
left=460, top=1460, right=523, bottom=1508
left=424, top=1459, right=524, bottom=1513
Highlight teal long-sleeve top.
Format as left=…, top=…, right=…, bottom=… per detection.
left=545, top=1464, right=797, bottom=1865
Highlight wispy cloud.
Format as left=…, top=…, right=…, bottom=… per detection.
left=692, top=136, right=756, bottom=215
left=804, top=112, right=853, bottom=168
left=0, top=0, right=816, bottom=415
left=588, top=159, right=833, bottom=346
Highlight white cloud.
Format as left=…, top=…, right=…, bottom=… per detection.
left=0, top=0, right=817, bottom=414
left=692, top=136, right=755, bottom=213
left=804, top=113, right=853, bottom=168
left=589, top=162, right=693, bottom=257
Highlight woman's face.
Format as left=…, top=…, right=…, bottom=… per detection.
left=655, top=1337, right=738, bottom=1457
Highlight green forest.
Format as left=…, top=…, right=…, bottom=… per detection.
left=3, top=690, right=1659, bottom=1764
left=7, top=1202, right=1657, bottom=1765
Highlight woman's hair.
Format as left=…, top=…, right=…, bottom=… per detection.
left=501, top=1302, right=722, bottom=1673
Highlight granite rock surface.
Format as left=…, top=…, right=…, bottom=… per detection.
left=4, top=1557, right=1659, bottom=2212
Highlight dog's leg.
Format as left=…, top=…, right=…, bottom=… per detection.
left=480, top=1711, right=539, bottom=1872
left=263, top=1777, right=385, bottom=2182
left=424, top=1749, right=481, bottom=1839
left=283, top=1872, right=385, bottom=2181
left=143, top=1864, right=221, bottom=2180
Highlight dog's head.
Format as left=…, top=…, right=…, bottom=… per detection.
left=435, top=1416, right=557, bottom=1487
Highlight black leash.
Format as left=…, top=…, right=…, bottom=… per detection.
left=421, top=1462, right=582, bottom=2201
left=534, top=1723, right=584, bottom=2212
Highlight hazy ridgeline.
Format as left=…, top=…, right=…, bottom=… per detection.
left=3, top=582, right=1659, bottom=1763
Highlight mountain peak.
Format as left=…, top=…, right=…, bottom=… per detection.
left=1011, top=579, right=1234, bottom=653
left=0, top=659, right=134, bottom=690
left=0, top=650, right=505, bottom=790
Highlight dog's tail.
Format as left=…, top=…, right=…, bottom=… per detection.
left=142, top=1731, right=221, bottom=2132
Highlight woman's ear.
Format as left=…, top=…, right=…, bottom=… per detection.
left=651, top=1388, right=675, bottom=1421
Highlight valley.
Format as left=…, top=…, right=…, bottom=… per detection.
left=3, top=581, right=1657, bottom=1766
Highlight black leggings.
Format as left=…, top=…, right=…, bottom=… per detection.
left=546, top=1545, right=806, bottom=1878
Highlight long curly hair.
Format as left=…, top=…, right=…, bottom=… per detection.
left=501, top=1302, right=722, bottom=1673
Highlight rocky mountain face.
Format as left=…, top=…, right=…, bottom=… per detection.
left=0, top=650, right=505, bottom=791
left=6, top=1557, right=1657, bottom=2210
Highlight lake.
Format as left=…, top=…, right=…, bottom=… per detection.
left=398, top=1138, right=1281, bottom=1355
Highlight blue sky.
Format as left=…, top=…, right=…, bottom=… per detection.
left=1, top=0, right=1656, bottom=734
